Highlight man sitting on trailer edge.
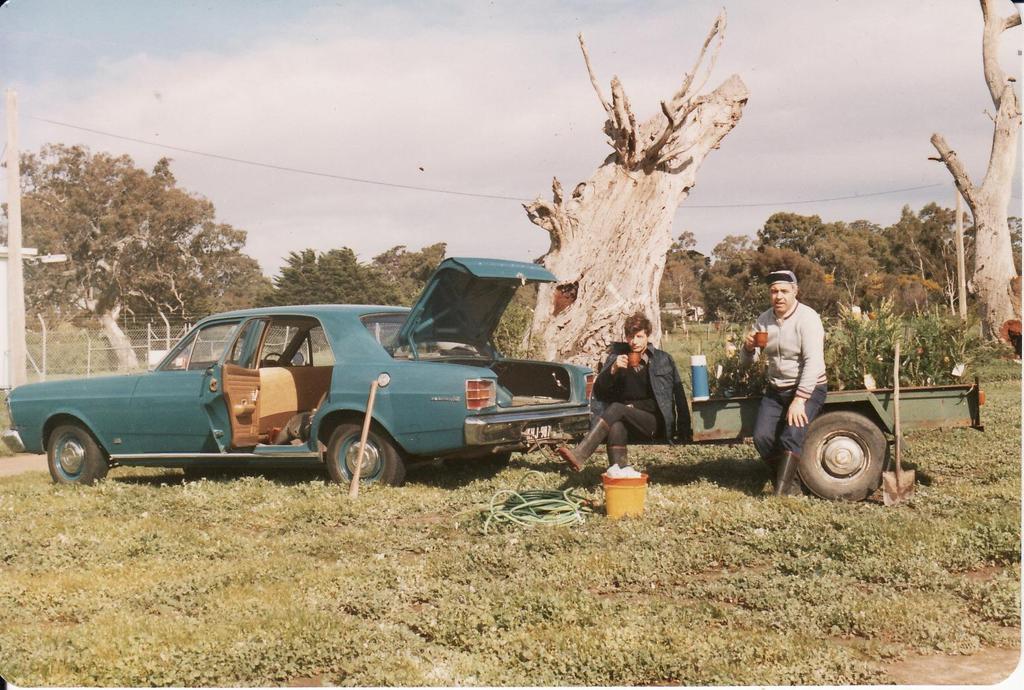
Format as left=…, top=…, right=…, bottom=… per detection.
left=741, top=269, right=827, bottom=496
left=556, top=312, right=691, bottom=474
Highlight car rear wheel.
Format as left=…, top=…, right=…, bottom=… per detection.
left=798, top=411, right=886, bottom=501
left=325, top=423, right=406, bottom=487
left=47, top=423, right=109, bottom=485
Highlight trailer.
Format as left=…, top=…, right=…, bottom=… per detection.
left=689, top=380, right=984, bottom=501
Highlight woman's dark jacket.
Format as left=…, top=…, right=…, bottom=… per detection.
left=591, top=343, right=692, bottom=443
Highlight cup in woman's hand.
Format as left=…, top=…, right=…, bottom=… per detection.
left=753, top=331, right=768, bottom=349
left=627, top=352, right=642, bottom=368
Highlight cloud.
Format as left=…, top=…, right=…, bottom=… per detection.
left=15, top=0, right=1021, bottom=272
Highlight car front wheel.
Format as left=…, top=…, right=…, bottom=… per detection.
left=47, top=423, right=109, bottom=485
left=324, top=423, right=406, bottom=487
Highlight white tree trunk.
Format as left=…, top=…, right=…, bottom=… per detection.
left=931, top=0, right=1021, bottom=337
left=524, top=12, right=748, bottom=367
left=97, top=307, right=139, bottom=372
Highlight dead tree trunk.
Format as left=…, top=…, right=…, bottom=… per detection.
left=524, top=12, right=748, bottom=366
left=931, top=0, right=1021, bottom=338
left=85, top=296, right=139, bottom=372
left=97, top=307, right=139, bottom=372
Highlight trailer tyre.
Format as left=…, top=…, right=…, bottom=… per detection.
left=798, top=411, right=886, bottom=501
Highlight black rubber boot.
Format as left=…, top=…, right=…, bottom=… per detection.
left=556, top=418, right=609, bottom=472
left=607, top=445, right=629, bottom=469
left=774, top=450, right=802, bottom=497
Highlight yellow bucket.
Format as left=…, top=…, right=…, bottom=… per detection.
left=602, top=472, right=648, bottom=519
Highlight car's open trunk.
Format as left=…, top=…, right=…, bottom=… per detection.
left=491, top=360, right=572, bottom=407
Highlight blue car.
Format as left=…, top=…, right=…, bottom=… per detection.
left=4, top=258, right=594, bottom=485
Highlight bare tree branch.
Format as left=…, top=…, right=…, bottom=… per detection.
left=641, top=101, right=678, bottom=168
left=640, top=12, right=730, bottom=167
left=609, top=77, right=638, bottom=164
left=980, top=0, right=1018, bottom=109
left=578, top=33, right=611, bottom=114
left=930, top=133, right=979, bottom=207
left=670, top=11, right=727, bottom=105
left=523, top=178, right=571, bottom=252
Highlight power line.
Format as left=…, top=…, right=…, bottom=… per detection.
left=32, top=116, right=528, bottom=202
left=32, top=115, right=967, bottom=208
left=686, top=183, right=946, bottom=208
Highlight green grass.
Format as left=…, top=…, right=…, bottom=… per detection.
left=0, top=367, right=1019, bottom=685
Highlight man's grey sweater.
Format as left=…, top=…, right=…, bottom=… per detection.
left=739, top=301, right=827, bottom=399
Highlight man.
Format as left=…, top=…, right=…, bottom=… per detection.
left=740, top=269, right=827, bottom=496
left=556, top=312, right=690, bottom=473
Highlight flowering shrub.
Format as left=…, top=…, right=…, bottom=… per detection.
left=707, top=326, right=768, bottom=397
left=825, top=300, right=983, bottom=390
left=706, top=300, right=983, bottom=396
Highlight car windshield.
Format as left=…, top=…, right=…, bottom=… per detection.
left=160, top=321, right=240, bottom=371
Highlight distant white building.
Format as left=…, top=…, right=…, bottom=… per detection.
left=663, top=301, right=705, bottom=322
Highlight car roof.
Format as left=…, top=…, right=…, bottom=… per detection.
left=195, top=304, right=410, bottom=323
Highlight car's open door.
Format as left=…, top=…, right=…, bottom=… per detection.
left=216, top=318, right=268, bottom=449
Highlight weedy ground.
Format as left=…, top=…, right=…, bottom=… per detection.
left=0, top=359, right=1019, bottom=686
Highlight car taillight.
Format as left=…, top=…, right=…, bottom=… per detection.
left=585, top=373, right=596, bottom=401
left=465, top=379, right=496, bottom=410
left=978, top=390, right=986, bottom=405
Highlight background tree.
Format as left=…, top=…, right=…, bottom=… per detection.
left=931, top=0, right=1021, bottom=337
left=659, top=231, right=708, bottom=312
left=702, top=245, right=837, bottom=322
left=268, top=248, right=397, bottom=306
left=266, top=243, right=448, bottom=307
left=880, top=204, right=964, bottom=309
left=13, top=144, right=264, bottom=370
left=757, top=212, right=826, bottom=255
left=523, top=12, right=748, bottom=367
left=808, top=219, right=882, bottom=305
left=370, top=242, right=447, bottom=305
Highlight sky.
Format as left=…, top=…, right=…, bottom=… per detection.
left=1, top=0, right=1022, bottom=277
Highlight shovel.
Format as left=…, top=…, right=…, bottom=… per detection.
left=882, top=341, right=915, bottom=505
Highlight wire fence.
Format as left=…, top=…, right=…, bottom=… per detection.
left=15, top=315, right=734, bottom=384
left=24, top=320, right=193, bottom=382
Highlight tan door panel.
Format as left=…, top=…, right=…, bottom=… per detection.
left=257, top=366, right=333, bottom=434
left=223, top=363, right=261, bottom=448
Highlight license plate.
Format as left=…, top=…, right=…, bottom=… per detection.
left=523, top=424, right=553, bottom=439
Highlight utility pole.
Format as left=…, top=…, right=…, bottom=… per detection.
left=5, top=89, right=27, bottom=387
left=955, top=190, right=968, bottom=320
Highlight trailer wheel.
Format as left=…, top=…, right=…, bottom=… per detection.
left=798, top=411, right=886, bottom=501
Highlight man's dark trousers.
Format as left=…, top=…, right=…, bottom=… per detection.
left=752, top=384, right=828, bottom=459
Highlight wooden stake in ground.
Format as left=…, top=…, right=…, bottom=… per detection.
left=883, top=341, right=915, bottom=506
left=955, top=191, right=968, bottom=320
left=931, top=0, right=1021, bottom=338
left=348, top=375, right=386, bottom=499
left=523, top=12, right=748, bottom=367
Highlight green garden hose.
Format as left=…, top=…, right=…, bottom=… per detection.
left=482, top=470, right=593, bottom=533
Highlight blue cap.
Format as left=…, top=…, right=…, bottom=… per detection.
left=765, top=270, right=798, bottom=285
